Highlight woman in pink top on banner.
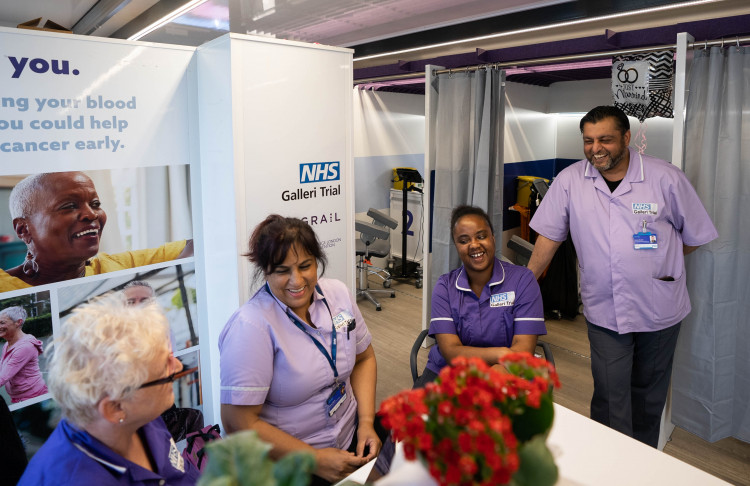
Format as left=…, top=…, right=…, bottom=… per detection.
left=219, top=215, right=383, bottom=485
left=0, top=306, right=48, bottom=403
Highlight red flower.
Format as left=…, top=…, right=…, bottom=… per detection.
left=403, top=441, right=416, bottom=461
left=459, top=455, right=478, bottom=476
left=458, top=431, right=473, bottom=451
left=438, top=400, right=453, bottom=416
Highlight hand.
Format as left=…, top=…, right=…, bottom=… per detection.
left=314, top=447, right=368, bottom=482
left=491, top=363, right=510, bottom=374
left=355, top=422, right=382, bottom=461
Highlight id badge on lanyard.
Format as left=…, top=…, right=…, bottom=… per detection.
left=267, top=283, right=349, bottom=417
left=633, top=219, right=657, bottom=249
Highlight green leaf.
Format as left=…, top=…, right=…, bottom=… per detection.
left=198, top=430, right=275, bottom=486
left=273, top=451, right=317, bottom=486
left=510, top=394, right=554, bottom=443
left=511, top=435, right=558, bottom=486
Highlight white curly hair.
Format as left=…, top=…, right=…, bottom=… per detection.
left=47, top=293, right=171, bottom=427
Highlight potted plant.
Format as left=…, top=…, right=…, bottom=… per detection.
left=378, top=353, right=560, bottom=486
left=197, top=430, right=317, bottom=486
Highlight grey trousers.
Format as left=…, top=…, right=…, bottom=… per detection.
left=586, top=320, right=681, bottom=448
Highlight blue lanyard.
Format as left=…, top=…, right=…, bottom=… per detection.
left=265, top=283, right=338, bottom=381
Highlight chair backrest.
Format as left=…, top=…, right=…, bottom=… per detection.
left=410, top=329, right=430, bottom=384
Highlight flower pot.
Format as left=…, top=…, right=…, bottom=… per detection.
left=375, top=443, right=437, bottom=486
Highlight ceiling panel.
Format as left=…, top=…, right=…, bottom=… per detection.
left=0, top=0, right=97, bottom=29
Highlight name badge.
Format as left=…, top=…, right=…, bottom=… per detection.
left=332, top=310, right=354, bottom=331
left=633, top=232, right=658, bottom=249
left=326, top=383, right=347, bottom=417
left=490, top=291, right=515, bottom=307
left=632, top=203, right=658, bottom=215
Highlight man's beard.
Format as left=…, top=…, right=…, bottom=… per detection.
left=588, top=149, right=626, bottom=173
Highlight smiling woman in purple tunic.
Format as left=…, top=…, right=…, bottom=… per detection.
left=219, top=215, right=381, bottom=486
left=415, top=205, right=547, bottom=387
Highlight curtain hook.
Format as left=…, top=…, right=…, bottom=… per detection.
left=704, top=40, right=708, bottom=50
left=738, top=36, right=741, bottom=49
left=448, top=68, right=453, bottom=78
left=721, top=38, right=725, bottom=49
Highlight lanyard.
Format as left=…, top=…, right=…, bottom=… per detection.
left=265, top=283, right=339, bottom=381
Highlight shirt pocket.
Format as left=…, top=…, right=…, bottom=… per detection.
left=651, top=272, right=689, bottom=324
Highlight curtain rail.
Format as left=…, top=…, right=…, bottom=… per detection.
left=353, top=35, right=750, bottom=85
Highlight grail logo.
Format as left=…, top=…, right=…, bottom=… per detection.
left=8, top=56, right=80, bottom=79
left=300, top=161, right=340, bottom=184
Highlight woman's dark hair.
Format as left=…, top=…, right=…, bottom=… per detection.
left=246, top=215, right=327, bottom=280
left=579, top=105, right=630, bottom=135
left=450, top=205, right=494, bottom=238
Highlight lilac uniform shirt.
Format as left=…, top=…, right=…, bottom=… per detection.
left=0, top=334, right=48, bottom=403
left=18, top=417, right=200, bottom=485
left=530, top=150, right=718, bottom=333
left=219, top=277, right=372, bottom=449
left=426, top=258, right=546, bottom=374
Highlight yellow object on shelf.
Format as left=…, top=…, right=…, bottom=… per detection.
left=516, top=175, right=549, bottom=207
left=392, top=167, right=421, bottom=190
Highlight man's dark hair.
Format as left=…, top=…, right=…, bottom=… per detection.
left=579, top=105, right=630, bottom=135
left=450, top=205, right=494, bottom=238
left=246, top=214, right=327, bottom=281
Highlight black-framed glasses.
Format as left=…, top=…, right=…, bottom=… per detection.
left=139, top=368, right=195, bottom=389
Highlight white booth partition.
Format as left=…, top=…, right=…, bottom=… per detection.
left=195, top=33, right=354, bottom=425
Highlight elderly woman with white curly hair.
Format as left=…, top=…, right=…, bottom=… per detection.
left=18, top=295, right=200, bottom=485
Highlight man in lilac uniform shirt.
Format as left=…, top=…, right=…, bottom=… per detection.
left=528, top=105, right=718, bottom=447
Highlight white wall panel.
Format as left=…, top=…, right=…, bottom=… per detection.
left=548, top=79, right=613, bottom=114
left=504, top=82, right=556, bottom=163
left=353, top=90, right=425, bottom=157
left=196, top=34, right=353, bottom=425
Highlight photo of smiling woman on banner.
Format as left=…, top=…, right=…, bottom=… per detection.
left=0, top=167, right=194, bottom=293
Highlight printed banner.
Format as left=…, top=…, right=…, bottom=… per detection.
left=0, top=27, right=202, bottom=458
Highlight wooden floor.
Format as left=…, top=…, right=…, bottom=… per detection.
left=358, top=276, right=750, bottom=486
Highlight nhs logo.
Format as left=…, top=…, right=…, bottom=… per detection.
left=490, top=291, right=515, bottom=307
left=632, top=203, right=657, bottom=215
left=300, top=161, right=340, bottom=184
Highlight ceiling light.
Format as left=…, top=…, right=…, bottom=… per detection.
left=354, top=0, right=722, bottom=62
left=128, top=0, right=209, bottom=40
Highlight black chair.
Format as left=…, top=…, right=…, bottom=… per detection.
left=356, top=209, right=398, bottom=311
left=410, top=329, right=555, bottom=385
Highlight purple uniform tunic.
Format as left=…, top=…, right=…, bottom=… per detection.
left=530, top=151, right=718, bottom=333
left=219, top=277, right=372, bottom=450
left=18, top=417, right=200, bottom=485
left=426, top=258, right=546, bottom=374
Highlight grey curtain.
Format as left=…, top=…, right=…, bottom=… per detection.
left=429, top=68, right=505, bottom=294
left=673, top=45, right=750, bottom=442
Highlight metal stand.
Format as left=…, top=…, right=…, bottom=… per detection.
left=393, top=168, right=424, bottom=288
